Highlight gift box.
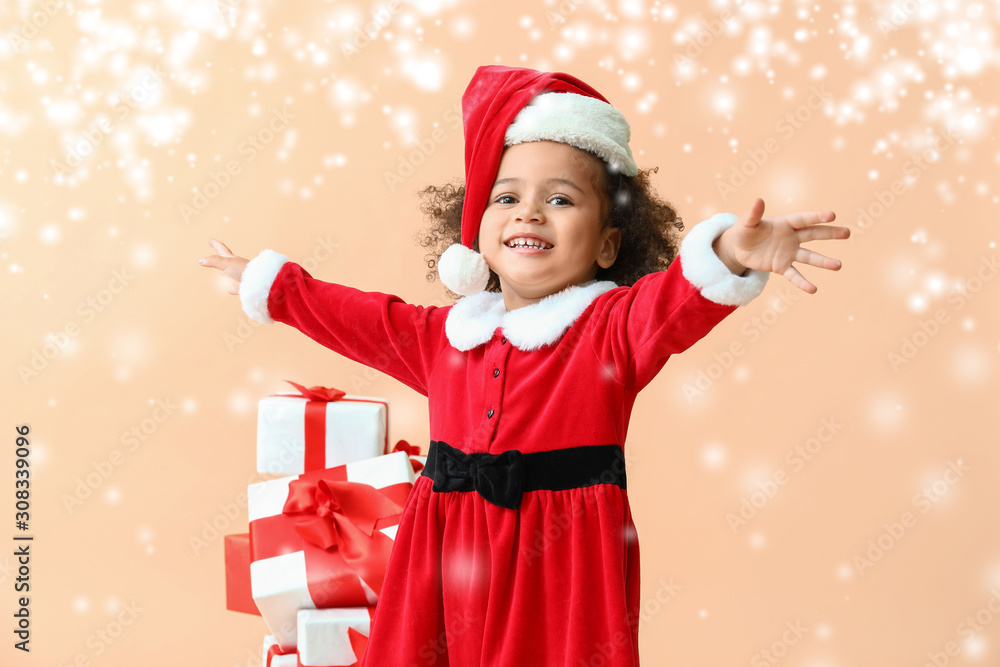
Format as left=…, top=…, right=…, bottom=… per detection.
left=298, top=608, right=374, bottom=666
left=264, top=635, right=297, bottom=667
left=390, top=439, right=426, bottom=474
left=264, top=611, right=372, bottom=667
left=224, top=533, right=260, bottom=616
left=248, top=451, right=414, bottom=649
left=258, top=382, right=389, bottom=475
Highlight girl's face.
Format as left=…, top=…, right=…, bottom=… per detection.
left=478, top=140, right=621, bottom=311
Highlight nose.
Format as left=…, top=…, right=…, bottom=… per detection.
left=514, top=197, right=545, bottom=223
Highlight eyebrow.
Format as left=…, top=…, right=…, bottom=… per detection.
left=491, top=177, right=585, bottom=193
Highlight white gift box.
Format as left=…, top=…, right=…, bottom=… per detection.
left=298, top=607, right=375, bottom=666
left=257, top=393, right=388, bottom=475
left=263, top=607, right=374, bottom=667
left=248, top=451, right=414, bottom=650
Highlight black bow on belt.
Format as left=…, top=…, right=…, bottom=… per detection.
left=430, top=441, right=526, bottom=510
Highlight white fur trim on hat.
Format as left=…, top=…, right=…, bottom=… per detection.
left=439, top=243, right=490, bottom=296
left=504, top=92, right=638, bottom=176
left=239, top=249, right=289, bottom=324
left=679, top=213, right=769, bottom=307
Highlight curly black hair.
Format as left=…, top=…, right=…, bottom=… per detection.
left=413, top=146, right=684, bottom=299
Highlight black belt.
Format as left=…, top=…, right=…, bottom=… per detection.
left=421, top=440, right=627, bottom=510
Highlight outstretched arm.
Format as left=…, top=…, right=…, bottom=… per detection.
left=199, top=239, right=446, bottom=397
left=712, top=197, right=850, bottom=293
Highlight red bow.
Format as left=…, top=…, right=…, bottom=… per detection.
left=282, top=479, right=402, bottom=554
left=283, top=380, right=347, bottom=403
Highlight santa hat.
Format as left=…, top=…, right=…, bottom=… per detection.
left=438, top=65, right=639, bottom=296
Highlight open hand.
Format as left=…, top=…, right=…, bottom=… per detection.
left=198, top=239, right=249, bottom=295
left=714, top=198, right=850, bottom=293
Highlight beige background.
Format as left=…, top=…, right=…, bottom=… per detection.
left=1, top=1, right=998, bottom=665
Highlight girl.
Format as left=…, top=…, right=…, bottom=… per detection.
left=200, top=65, right=849, bottom=666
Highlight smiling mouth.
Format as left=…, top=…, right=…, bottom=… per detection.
left=504, top=238, right=554, bottom=250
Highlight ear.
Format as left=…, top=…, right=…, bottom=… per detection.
left=597, top=226, right=621, bottom=269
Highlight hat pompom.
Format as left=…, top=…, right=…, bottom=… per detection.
left=439, top=243, right=490, bottom=296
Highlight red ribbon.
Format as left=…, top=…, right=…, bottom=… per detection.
left=346, top=627, right=370, bottom=666
left=284, top=380, right=346, bottom=403
left=224, top=533, right=261, bottom=616
left=279, top=381, right=391, bottom=469
left=251, top=466, right=412, bottom=610
left=267, top=642, right=294, bottom=667
left=391, top=439, right=425, bottom=473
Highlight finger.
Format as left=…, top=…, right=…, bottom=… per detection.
left=796, top=225, right=853, bottom=243
left=209, top=238, right=235, bottom=257
left=780, top=210, right=838, bottom=229
left=795, top=247, right=842, bottom=270
left=227, top=283, right=240, bottom=296
left=199, top=254, right=234, bottom=271
left=783, top=265, right=818, bottom=294
left=743, top=197, right=765, bottom=228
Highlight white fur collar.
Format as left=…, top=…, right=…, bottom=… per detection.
left=445, top=280, right=619, bottom=352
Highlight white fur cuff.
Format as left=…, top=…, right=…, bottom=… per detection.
left=239, top=249, right=290, bottom=324
left=679, top=212, right=769, bottom=307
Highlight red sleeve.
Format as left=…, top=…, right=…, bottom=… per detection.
left=590, top=256, right=740, bottom=392
left=244, top=253, right=446, bottom=397
left=588, top=212, right=770, bottom=392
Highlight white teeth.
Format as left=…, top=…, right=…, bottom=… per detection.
left=507, top=238, right=552, bottom=249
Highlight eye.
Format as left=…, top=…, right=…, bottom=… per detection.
left=549, top=196, right=571, bottom=206
left=495, top=194, right=516, bottom=205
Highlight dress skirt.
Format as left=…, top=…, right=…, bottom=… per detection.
left=358, top=473, right=642, bottom=666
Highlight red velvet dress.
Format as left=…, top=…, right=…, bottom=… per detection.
left=241, top=213, right=768, bottom=666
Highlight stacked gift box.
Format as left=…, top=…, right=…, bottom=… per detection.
left=224, top=381, right=426, bottom=666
